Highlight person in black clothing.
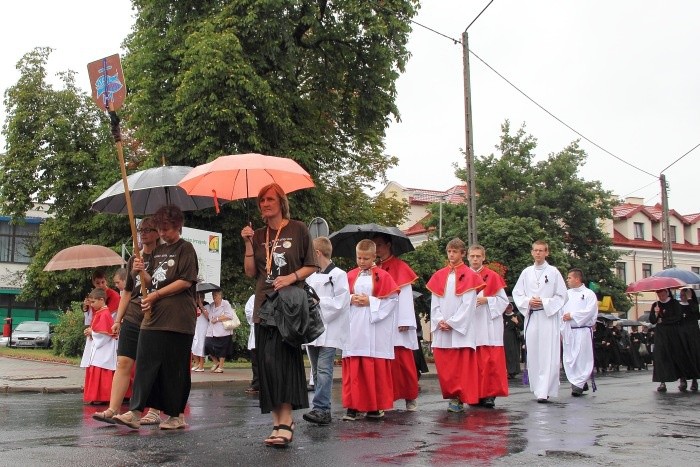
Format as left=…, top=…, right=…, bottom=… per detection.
left=593, top=321, right=609, bottom=373
left=677, top=288, right=700, bottom=391
left=649, top=288, right=683, bottom=392
left=503, top=303, right=523, bottom=378
left=628, top=326, right=646, bottom=370
left=607, top=323, right=623, bottom=372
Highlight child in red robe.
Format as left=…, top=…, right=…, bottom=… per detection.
left=83, top=288, right=117, bottom=404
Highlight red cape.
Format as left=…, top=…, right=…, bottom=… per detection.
left=348, top=266, right=399, bottom=299
left=91, top=307, right=114, bottom=333
left=475, top=266, right=507, bottom=297
left=377, top=256, right=418, bottom=288
left=426, top=263, right=484, bottom=297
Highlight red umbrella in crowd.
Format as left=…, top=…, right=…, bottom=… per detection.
left=625, top=276, right=686, bottom=293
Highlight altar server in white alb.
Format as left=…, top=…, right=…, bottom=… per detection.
left=302, top=236, right=351, bottom=426
left=560, top=268, right=598, bottom=397
left=513, top=240, right=568, bottom=402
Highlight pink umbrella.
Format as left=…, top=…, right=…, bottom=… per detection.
left=177, top=153, right=315, bottom=203
left=625, top=276, right=686, bottom=293
left=43, top=245, right=124, bottom=271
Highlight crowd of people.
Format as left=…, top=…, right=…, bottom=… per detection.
left=78, top=184, right=700, bottom=446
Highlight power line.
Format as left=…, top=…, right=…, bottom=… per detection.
left=407, top=13, right=659, bottom=179
left=465, top=49, right=657, bottom=179
left=465, top=0, right=495, bottom=32
left=660, top=142, right=700, bottom=174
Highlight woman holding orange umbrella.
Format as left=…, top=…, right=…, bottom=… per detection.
left=241, top=183, right=318, bottom=447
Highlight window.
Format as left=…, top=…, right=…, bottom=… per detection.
left=0, top=220, right=39, bottom=264
left=642, top=263, right=652, bottom=278
left=634, top=222, right=644, bottom=240
left=615, top=262, right=626, bottom=282
left=692, top=267, right=700, bottom=275
left=669, top=225, right=677, bottom=243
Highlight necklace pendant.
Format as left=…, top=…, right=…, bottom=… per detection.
left=265, top=274, right=274, bottom=284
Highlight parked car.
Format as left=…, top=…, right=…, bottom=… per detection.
left=9, top=321, right=54, bottom=348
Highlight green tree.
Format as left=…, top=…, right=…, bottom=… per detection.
left=423, top=121, right=631, bottom=312
left=122, top=0, right=418, bottom=302
left=0, top=48, right=131, bottom=308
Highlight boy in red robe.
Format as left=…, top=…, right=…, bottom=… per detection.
left=342, top=239, right=399, bottom=420
left=83, top=288, right=117, bottom=404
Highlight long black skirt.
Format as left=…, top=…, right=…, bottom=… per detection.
left=677, top=322, right=700, bottom=378
left=255, top=323, right=308, bottom=414
left=652, top=324, right=681, bottom=382
left=130, top=329, right=193, bottom=417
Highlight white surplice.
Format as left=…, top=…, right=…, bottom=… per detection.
left=513, top=261, right=568, bottom=399
left=472, top=285, right=509, bottom=347
left=392, top=284, right=419, bottom=350
left=306, top=266, right=351, bottom=349
left=560, top=285, right=598, bottom=388
left=430, top=272, right=478, bottom=349
left=343, top=273, right=398, bottom=359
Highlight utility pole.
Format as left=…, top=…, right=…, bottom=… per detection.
left=462, top=31, right=478, bottom=246
left=660, top=174, right=674, bottom=268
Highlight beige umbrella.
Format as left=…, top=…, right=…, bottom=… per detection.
left=43, top=245, right=124, bottom=271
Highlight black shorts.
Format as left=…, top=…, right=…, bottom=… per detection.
left=117, top=320, right=141, bottom=360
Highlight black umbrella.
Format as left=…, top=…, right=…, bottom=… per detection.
left=92, top=165, right=225, bottom=215
left=617, top=319, right=643, bottom=327
left=597, top=313, right=618, bottom=321
left=638, top=312, right=650, bottom=322
left=196, top=282, right=221, bottom=293
left=329, top=223, right=414, bottom=259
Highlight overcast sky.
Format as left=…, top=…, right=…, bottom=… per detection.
left=2, top=1, right=699, bottom=213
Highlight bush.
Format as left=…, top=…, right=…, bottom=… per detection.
left=227, top=303, right=251, bottom=361
left=53, top=303, right=86, bottom=358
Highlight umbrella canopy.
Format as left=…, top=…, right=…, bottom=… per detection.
left=652, top=268, right=700, bottom=285
left=177, top=153, right=315, bottom=201
left=91, top=165, right=224, bottom=215
left=597, top=313, right=618, bottom=321
left=44, top=245, right=124, bottom=271
left=328, top=223, right=415, bottom=259
left=196, top=282, right=221, bottom=293
left=626, top=276, right=686, bottom=293
left=638, top=312, right=650, bottom=322
left=617, top=319, right=643, bottom=327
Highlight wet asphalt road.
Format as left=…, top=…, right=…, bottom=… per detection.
left=0, top=371, right=698, bottom=466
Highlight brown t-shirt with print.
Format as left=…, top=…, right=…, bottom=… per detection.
left=141, top=238, right=199, bottom=334
left=122, top=252, right=153, bottom=326
left=252, top=219, right=318, bottom=321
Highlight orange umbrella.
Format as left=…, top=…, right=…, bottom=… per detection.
left=177, top=153, right=315, bottom=205
left=44, top=245, right=124, bottom=271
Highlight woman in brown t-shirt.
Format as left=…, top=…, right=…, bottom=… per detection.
left=113, top=205, right=199, bottom=430
left=241, top=183, right=318, bottom=447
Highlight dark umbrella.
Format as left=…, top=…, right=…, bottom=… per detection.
left=617, top=319, right=643, bottom=327
left=638, top=312, right=651, bottom=322
left=329, top=223, right=414, bottom=259
left=92, top=165, right=225, bottom=215
left=597, top=313, right=618, bottom=321
left=196, top=282, right=221, bottom=293
left=652, top=268, right=700, bottom=285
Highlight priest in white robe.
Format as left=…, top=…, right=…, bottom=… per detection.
left=560, top=268, right=598, bottom=396
left=513, top=240, right=567, bottom=402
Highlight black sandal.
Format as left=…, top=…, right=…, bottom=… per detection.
left=657, top=383, right=667, bottom=393
left=269, top=423, right=294, bottom=448
left=679, top=379, right=688, bottom=392
left=691, top=380, right=698, bottom=392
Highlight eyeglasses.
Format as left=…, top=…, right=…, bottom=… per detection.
left=138, top=228, right=157, bottom=233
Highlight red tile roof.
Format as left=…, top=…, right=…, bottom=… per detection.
left=613, top=203, right=692, bottom=224
left=406, top=185, right=467, bottom=205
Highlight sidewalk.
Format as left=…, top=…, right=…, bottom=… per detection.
left=0, top=356, right=437, bottom=394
